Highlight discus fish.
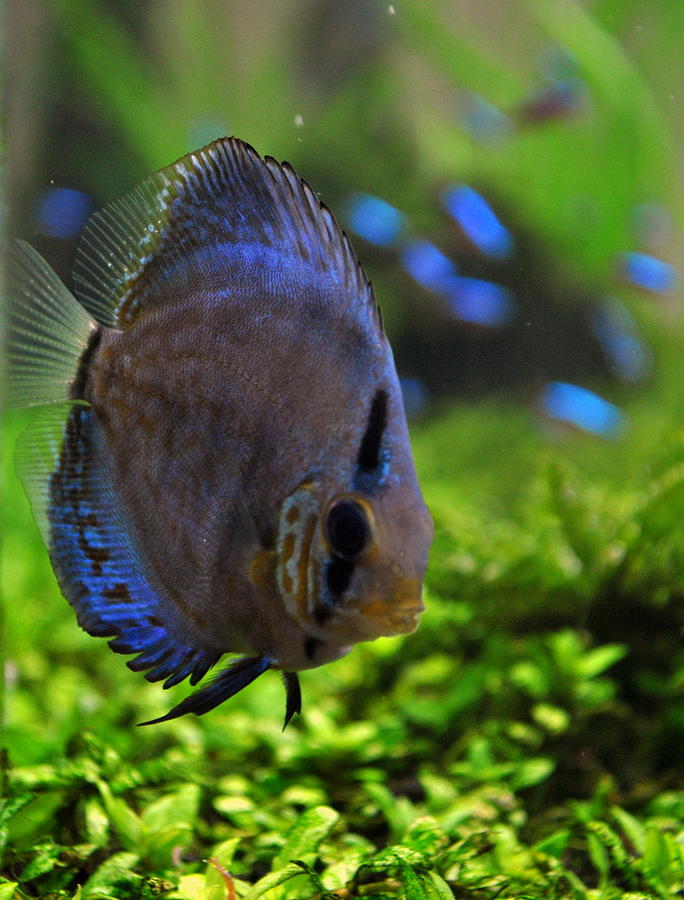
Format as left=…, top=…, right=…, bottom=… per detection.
left=8, top=137, right=433, bottom=726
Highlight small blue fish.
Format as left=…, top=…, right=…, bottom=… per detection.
left=8, top=138, right=433, bottom=726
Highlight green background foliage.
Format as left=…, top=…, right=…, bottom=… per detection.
left=2, top=1, right=684, bottom=897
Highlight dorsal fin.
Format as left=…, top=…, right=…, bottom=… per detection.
left=72, top=137, right=379, bottom=331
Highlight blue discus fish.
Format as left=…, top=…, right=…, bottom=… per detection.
left=7, top=138, right=433, bottom=726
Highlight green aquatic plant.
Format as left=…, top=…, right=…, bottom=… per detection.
left=2, top=401, right=684, bottom=897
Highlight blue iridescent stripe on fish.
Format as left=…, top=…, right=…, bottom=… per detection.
left=442, top=185, right=513, bottom=259
left=345, top=193, right=405, bottom=247
left=540, top=381, right=626, bottom=438
left=48, top=405, right=220, bottom=687
left=619, top=252, right=678, bottom=295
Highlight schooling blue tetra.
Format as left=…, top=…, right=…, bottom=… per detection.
left=8, top=138, right=433, bottom=726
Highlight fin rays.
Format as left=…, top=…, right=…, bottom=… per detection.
left=72, top=137, right=380, bottom=332
left=138, top=655, right=273, bottom=726
left=7, top=240, right=96, bottom=407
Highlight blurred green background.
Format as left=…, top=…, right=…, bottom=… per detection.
left=3, top=1, right=684, bottom=898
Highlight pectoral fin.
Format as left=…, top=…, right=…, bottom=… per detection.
left=282, top=672, right=302, bottom=730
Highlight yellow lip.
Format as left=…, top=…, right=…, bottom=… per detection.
left=360, top=578, right=425, bottom=636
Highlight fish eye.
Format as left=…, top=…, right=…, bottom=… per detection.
left=325, top=498, right=371, bottom=561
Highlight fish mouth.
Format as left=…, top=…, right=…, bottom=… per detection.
left=366, top=603, right=424, bottom=635
left=354, top=577, right=425, bottom=638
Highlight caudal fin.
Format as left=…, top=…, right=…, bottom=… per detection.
left=7, top=240, right=96, bottom=407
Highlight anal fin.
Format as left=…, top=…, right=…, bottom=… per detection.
left=17, top=403, right=220, bottom=688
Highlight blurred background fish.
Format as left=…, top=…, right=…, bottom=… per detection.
left=7, top=138, right=433, bottom=726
